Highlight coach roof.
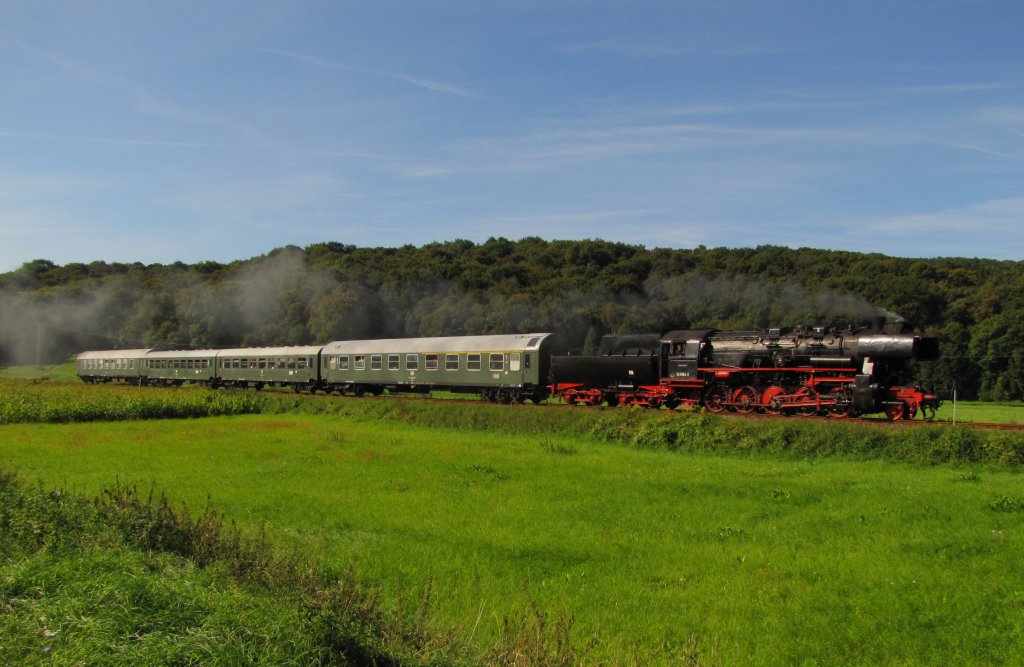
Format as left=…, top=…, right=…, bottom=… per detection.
left=323, top=333, right=555, bottom=355
left=215, top=346, right=323, bottom=358
left=77, top=349, right=152, bottom=360
left=145, top=349, right=221, bottom=359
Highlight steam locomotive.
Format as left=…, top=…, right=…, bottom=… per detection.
left=78, top=324, right=940, bottom=420
left=550, top=325, right=940, bottom=420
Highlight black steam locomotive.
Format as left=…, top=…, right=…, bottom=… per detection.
left=550, top=325, right=940, bottom=419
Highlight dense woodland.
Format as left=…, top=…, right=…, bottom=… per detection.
left=1, top=239, right=1022, bottom=400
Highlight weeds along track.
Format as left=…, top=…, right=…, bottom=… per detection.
left=272, top=390, right=1024, bottom=433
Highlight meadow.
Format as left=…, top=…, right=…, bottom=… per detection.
left=3, top=380, right=1024, bottom=664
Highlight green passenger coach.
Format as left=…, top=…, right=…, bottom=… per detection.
left=144, top=350, right=219, bottom=386
left=320, top=333, right=559, bottom=402
left=77, top=349, right=152, bottom=384
left=216, top=346, right=323, bottom=390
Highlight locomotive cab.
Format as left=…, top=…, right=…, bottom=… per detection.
left=661, top=330, right=714, bottom=380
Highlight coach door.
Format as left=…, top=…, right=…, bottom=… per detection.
left=509, top=352, right=523, bottom=384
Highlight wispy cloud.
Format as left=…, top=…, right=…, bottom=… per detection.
left=268, top=49, right=481, bottom=99
left=0, top=130, right=231, bottom=150
left=559, top=38, right=792, bottom=60
left=861, top=196, right=1024, bottom=235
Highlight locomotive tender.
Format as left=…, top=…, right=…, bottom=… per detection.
left=77, top=325, right=940, bottom=420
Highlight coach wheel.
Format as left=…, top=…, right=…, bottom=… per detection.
left=885, top=401, right=907, bottom=421
left=733, top=386, right=759, bottom=414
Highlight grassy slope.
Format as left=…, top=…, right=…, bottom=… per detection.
left=3, top=414, right=1024, bottom=664
left=0, top=362, right=80, bottom=382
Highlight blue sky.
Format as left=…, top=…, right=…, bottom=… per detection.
left=2, top=0, right=1023, bottom=272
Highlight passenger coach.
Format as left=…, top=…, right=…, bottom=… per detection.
left=77, top=349, right=152, bottom=384
left=320, top=333, right=559, bottom=402
left=143, top=349, right=219, bottom=386
left=216, top=346, right=322, bottom=391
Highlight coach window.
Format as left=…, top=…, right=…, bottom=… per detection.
left=371, top=355, right=382, bottom=371
left=445, top=354, right=459, bottom=371
left=298, top=358, right=308, bottom=370
left=510, top=353, right=521, bottom=372
left=489, top=353, right=504, bottom=371
left=406, top=354, right=418, bottom=370
left=339, top=356, right=349, bottom=370
left=467, top=354, right=481, bottom=371
left=355, top=355, right=365, bottom=370
left=425, top=354, right=439, bottom=371
left=328, top=356, right=337, bottom=370
left=388, top=354, right=400, bottom=370
left=258, top=359, right=266, bottom=369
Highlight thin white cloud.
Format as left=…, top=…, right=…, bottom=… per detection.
left=861, top=196, right=1024, bottom=235
left=942, top=141, right=1022, bottom=160
left=268, top=49, right=481, bottom=99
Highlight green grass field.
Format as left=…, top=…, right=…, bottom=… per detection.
left=3, top=406, right=1024, bottom=664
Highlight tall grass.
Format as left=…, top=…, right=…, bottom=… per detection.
left=281, top=398, right=1024, bottom=468
left=0, top=381, right=263, bottom=424
left=0, top=468, right=592, bottom=665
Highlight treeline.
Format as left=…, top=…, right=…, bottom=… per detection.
left=1, top=238, right=1022, bottom=400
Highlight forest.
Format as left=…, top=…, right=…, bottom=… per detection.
left=1, top=238, right=1022, bottom=401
